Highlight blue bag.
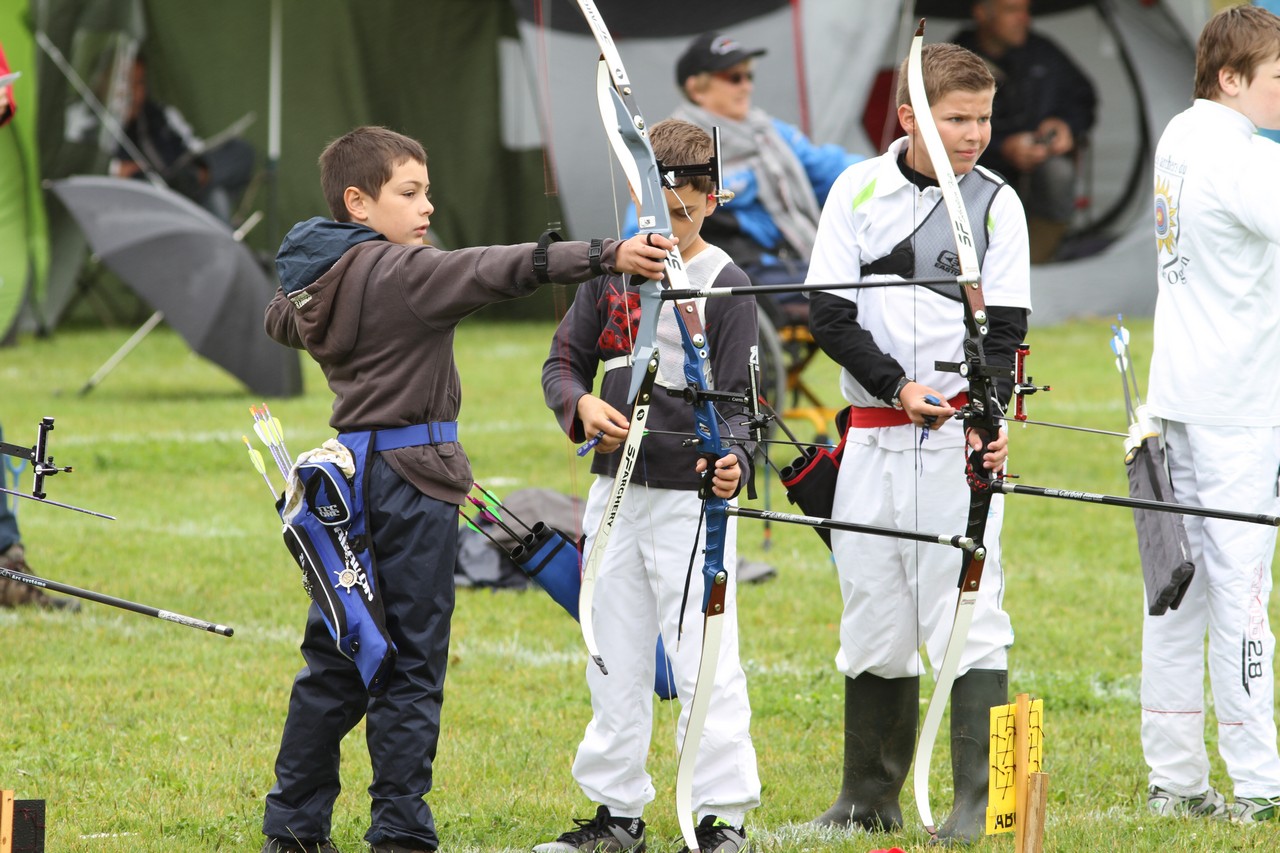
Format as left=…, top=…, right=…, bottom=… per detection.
left=279, top=432, right=396, bottom=695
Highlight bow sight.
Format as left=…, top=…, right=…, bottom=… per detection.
left=0, top=417, right=233, bottom=635
left=0, top=417, right=113, bottom=519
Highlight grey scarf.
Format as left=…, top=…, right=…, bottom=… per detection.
left=670, top=101, right=822, bottom=258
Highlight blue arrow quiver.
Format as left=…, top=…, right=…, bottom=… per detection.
left=278, top=431, right=396, bottom=695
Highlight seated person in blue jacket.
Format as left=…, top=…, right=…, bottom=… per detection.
left=1261, top=0, right=1280, bottom=143
left=624, top=31, right=863, bottom=288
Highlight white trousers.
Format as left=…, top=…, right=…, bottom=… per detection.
left=1141, top=421, right=1280, bottom=797
left=571, top=477, right=761, bottom=823
left=831, top=429, right=1012, bottom=680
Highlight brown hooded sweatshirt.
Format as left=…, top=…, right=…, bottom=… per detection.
left=266, top=220, right=622, bottom=505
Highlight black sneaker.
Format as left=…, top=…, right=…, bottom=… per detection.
left=369, top=841, right=433, bottom=853
left=260, top=837, right=341, bottom=853
left=532, top=805, right=645, bottom=852
left=677, top=815, right=748, bottom=853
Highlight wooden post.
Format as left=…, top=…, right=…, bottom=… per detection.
left=1, top=789, right=15, bottom=853
left=1023, top=771, right=1050, bottom=853
left=1014, top=694, right=1030, bottom=853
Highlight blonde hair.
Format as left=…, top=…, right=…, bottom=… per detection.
left=318, top=126, right=427, bottom=222
left=1193, top=5, right=1280, bottom=101
left=896, top=42, right=996, bottom=109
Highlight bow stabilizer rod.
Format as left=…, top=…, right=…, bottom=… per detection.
left=993, top=480, right=1280, bottom=526
left=0, top=564, right=233, bottom=636
left=727, top=506, right=982, bottom=553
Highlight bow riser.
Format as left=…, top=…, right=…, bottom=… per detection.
left=673, top=299, right=729, bottom=611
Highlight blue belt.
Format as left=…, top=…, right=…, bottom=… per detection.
left=367, top=422, right=458, bottom=451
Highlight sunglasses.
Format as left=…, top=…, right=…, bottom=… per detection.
left=712, top=69, right=754, bottom=85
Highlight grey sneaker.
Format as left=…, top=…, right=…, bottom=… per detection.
left=677, top=816, right=748, bottom=853
left=1147, top=785, right=1228, bottom=818
left=1229, top=795, right=1280, bottom=822
left=533, top=805, right=645, bottom=852
left=260, top=838, right=341, bottom=853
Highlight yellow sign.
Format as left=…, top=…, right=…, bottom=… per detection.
left=986, top=695, right=1043, bottom=835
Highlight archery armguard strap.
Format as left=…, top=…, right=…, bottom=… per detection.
left=588, top=238, right=605, bottom=277
left=533, top=230, right=564, bottom=284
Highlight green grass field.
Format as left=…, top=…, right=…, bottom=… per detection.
left=2, top=315, right=1275, bottom=852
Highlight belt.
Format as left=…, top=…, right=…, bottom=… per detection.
left=844, top=393, right=969, bottom=429
left=366, top=422, right=458, bottom=451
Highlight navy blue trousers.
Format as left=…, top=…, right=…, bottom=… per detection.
left=263, top=455, right=457, bottom=849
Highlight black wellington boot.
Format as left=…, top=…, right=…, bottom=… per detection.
left=812, top=672, right=920, bottom=830
left=935, top=668, right=1008, bottom=845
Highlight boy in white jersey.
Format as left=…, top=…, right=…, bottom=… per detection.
left=805, top=43, right=1030, bottom=844
left=1142, top=4, right=1280, bottom=823
left=537, top=119, right=761, bottom=853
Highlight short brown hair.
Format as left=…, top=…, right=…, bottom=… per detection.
left=896, top=42, right=996, bottom=109
left=648, top=119, right=714, bottom=195
left=318, top=126, right=427, bottom=221
left=1193, top=5, right=1280, bottom=101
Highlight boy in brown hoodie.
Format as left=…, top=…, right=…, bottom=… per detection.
left=261, top=125, right=671, bottom=853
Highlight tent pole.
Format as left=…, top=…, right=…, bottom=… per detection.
left=267, top=0, right=283, bottom=248
left=77, top=310, right=165, bottom=396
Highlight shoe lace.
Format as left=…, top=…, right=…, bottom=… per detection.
left=694, top=818, right=740, bottom=850
left=556, top=809, right=618, bottom=845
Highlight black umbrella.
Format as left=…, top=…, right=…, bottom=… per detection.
left=48, top=176, right=301, bottom=397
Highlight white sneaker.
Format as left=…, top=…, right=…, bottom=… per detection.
left=1146, top=785, right=1228, bottom=818
left=1229, top=794, right=1280, bottom=823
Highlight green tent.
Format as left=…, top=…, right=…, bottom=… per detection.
left=4, top=0, right=561, bottom=341
left=0, top=4, right=48, bottom=342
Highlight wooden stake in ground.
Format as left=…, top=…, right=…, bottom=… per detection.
left=1, top=788, right=14, bottom=853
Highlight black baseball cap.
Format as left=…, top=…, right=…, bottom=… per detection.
left=675, top=32, right=767, bottom=86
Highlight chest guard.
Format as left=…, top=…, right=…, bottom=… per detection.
left=279, top=431, right=396, bottom=695
left=861, top=170, right=1002, bottom=300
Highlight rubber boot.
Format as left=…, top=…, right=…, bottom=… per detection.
left=811, top=672, right=920, bottom=830
left=935, top=668, right=1008, bottom=845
